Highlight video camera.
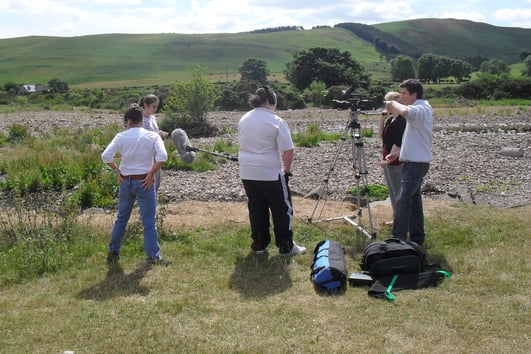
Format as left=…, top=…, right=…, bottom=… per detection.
left=331, top=84, right=380, bottom=112
left=332, top=98, right=379, bottom=111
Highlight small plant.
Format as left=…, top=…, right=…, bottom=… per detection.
left=213, top=139, right=238, bottom=155
left=8, top=123, right=30, bottom=142
left=348, top=183, right=388, bottom=202
left=292, top=124, right=342, bottom=147
left=361, top=127, right=374, bottom=138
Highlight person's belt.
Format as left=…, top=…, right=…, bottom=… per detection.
left=121, top=174, right=147, bottom=180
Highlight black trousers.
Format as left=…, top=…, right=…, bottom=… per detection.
left=242, top=174, right=293, bottom=253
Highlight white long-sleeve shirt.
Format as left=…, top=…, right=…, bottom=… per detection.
left=399, top=99, right=433, bottom=163
left=101, top=127, right=168, bottom=176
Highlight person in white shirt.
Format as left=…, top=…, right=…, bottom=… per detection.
left=102, top=105, right=170, bottom=265
left=139, top=94, right=169, bottom=192
left=385, top=79, right=433, bottom=247
left=238, top=86, right=306, bottom=257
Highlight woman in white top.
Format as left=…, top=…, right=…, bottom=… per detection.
left=238, top=86, right=306, bottom=257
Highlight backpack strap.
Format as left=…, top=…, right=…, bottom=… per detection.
left=385, top=275, right=399, bottom=301
left=368, top=270, right=452, bottom=300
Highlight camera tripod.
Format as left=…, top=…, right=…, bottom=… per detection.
left=307, top=109, right=376, bottom=240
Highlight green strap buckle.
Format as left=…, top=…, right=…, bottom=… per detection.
left=437, top=270, right=452, bottom=278
left=385, top=274, right=399, bottom=301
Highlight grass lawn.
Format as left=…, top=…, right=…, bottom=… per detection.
left=1, top=201, right=529, bottom=353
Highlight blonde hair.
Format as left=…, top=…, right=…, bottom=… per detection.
left=384, top=91, right=401, bottom=101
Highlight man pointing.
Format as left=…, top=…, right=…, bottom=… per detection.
left=385, top=79, right=433, bottom=248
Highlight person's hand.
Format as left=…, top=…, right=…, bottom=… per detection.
left=284, top=171, right=293, bottom=183
left=160, top=131, right=169, bottom=139
left=141, top=174, right=155, bottom=190
left=385, top=145, right=401, bottom=163
left=385, top=101, right=395, bottom=116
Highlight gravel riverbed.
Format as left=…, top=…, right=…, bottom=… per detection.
left=1, top=107, right=529, bottom=209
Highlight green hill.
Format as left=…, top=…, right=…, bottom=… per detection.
left=374, top=18, right=530, bottom=64
left=0, top=19, right=529, bottom=88
left=0, top=28, right=384, bottom=87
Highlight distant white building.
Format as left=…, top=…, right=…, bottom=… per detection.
left=18, top=84, right=45, bottom=95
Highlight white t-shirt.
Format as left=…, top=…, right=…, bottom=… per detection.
left=238, top=107, right=294, bottom=181
left=399, top=99, right=433, bottom=163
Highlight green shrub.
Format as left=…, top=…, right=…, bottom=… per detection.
left=292, top=124, right=342, bottom=147
left=8, top=123, right=30, bottom=142
left=348, top=183, right=388, bottom=202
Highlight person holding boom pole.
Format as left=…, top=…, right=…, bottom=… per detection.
left=238, top=86, right=306, bottom=257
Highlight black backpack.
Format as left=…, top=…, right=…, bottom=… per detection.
left=310, top=240, right=347, bottom=293
left=360, top=238, right=426, bottom=277
left=357, top=238, right=451, bottom=301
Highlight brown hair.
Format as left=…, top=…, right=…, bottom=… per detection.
left=124, top=104, right=143, bottom=124
left=248, top=86, right=276, bottom=108
left=139, top=94, right=159, bottom=108
left=400, top=79, right=424, bottom=99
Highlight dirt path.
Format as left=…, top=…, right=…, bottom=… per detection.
left=79, top=196, right=454, bottom=234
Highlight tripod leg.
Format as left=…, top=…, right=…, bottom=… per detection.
left=352, top=133, right=376, bottom=239
left=308, top=122, right=351, bottom=223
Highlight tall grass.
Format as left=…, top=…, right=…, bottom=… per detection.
left=0, top=204, right=104, bottom=285
left=0, top=123, right=227, bottom=208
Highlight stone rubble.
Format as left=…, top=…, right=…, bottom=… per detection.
left=1, top=107, right=529, bottom=208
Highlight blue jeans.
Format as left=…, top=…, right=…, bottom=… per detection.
left=392, top=162, right=430, bottom=245
left=383, top=163, right=404, bottom=217
left=108, top=179, right=161, bottom=259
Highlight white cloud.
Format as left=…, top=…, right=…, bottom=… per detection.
left=438, top=11, right=487, bottom=23
left=494, top=8, right=531, bottom=28
left=0, top=0, right=529, bottom=38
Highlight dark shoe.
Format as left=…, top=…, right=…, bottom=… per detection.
left=146, top=257, right=172, bottom=266
left=107, top=250, right=120, bottom=263
left=411, top=240, right=425, bottom=249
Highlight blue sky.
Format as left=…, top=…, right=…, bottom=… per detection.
left=0, top=0, right=529, bottom=39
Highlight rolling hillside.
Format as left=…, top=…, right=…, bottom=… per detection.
left=374, top=18, right=530, bottom=64
left=0, top=19, right=529, bottom=88
left=0, top=28, right=384, bottom=87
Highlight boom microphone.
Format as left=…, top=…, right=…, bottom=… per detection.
left=171, top=128, right=197, bottom=164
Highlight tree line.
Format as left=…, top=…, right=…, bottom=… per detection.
left=2, top=47, right=530, bottom=136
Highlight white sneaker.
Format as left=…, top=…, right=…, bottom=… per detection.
left=279, top=242, right=307, bottom=257
left=255, top=247, right=268, bottom=255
